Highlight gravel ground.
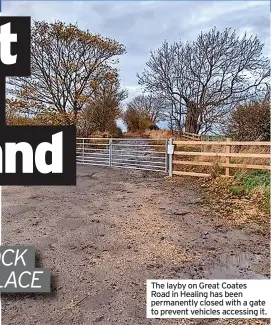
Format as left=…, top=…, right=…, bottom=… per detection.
left=1, top=164, right=270, bottom=325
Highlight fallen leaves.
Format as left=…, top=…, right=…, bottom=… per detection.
left=201, top=177, right=269, bottom=234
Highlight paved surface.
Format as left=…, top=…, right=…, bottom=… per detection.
left=2, top=165, right=269, bottom=325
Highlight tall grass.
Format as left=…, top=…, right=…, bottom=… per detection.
left=229, top=170, right=270, bottom=213
left=237, top=170, right=270, bottom=191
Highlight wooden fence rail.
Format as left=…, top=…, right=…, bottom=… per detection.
left=182, top=132, right=202, bottom=141
left=172, top=139, right=270, bottom=177
left=182, top=132, right=229, bottom=141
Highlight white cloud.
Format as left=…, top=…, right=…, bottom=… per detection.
left=2, top=0, right=269, bottom=103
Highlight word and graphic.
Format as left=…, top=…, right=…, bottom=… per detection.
left=0, top=246, right=50, bottom=292
left=0, top=16, right=76, bottom=185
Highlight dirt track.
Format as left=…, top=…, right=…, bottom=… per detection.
left=2, top=165, right=270, bottom=325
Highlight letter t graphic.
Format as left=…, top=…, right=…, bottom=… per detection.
left=0, top=23, right=17, bottom=65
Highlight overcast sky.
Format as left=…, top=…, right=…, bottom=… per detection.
left=2, top=1, right=270, bottom=129
left=3, top=1, right=270, bottom=99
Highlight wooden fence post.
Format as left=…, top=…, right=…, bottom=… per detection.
left=225, top=138, right=231, bottom=177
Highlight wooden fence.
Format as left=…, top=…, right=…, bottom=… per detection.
left=182, top=132, right=202, bottom=141
left=183, top=132, right=228, bottom=142
left=173, top=139, right=270, bottom=177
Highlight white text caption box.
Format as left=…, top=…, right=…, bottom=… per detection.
left=147, top=279, right=271, bottom=318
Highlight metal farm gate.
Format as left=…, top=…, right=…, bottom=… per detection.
left=76, top=138, right=173, bottom=175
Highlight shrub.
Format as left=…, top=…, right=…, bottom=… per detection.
left=112, top=127, right=123, bottom=138
left=227, top=99, right=270, bottom=141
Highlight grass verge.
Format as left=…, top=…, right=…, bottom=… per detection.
left=229, top=170, right=270, bottom=213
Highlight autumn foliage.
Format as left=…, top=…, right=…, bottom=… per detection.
left=123, top=95, right=164, bottom=132
left=227, top=99, right=270, bottom=141
left=7, top=20, right=126, bottom=134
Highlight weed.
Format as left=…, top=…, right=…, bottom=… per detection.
left=229, top=185, right=246, bottom=197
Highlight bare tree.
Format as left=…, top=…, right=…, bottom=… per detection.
left=138, top=41, right=188, bottom=134
left=127, top=94, right=165, bottom=123
left=123, top=94, right=166, bottom=132
left=8, top=21, right=126, bottom=124
left=138, top=27, right=270, bottom=134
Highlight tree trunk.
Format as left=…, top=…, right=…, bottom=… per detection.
left=177, top=119, right=183, bottom=135
left=185, top=101, right=200, bottom=134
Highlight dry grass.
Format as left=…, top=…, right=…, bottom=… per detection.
left=144, top=129, right=173, bottom=139
left=90, top=131, right=113, bottom=138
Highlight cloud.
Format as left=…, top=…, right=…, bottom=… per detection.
left=2, top=0, right=270, bottom=104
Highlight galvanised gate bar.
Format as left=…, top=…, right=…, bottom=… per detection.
left=76, top=138, right=173, bottom=174
left=77, top=137, right=270, bottom=178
